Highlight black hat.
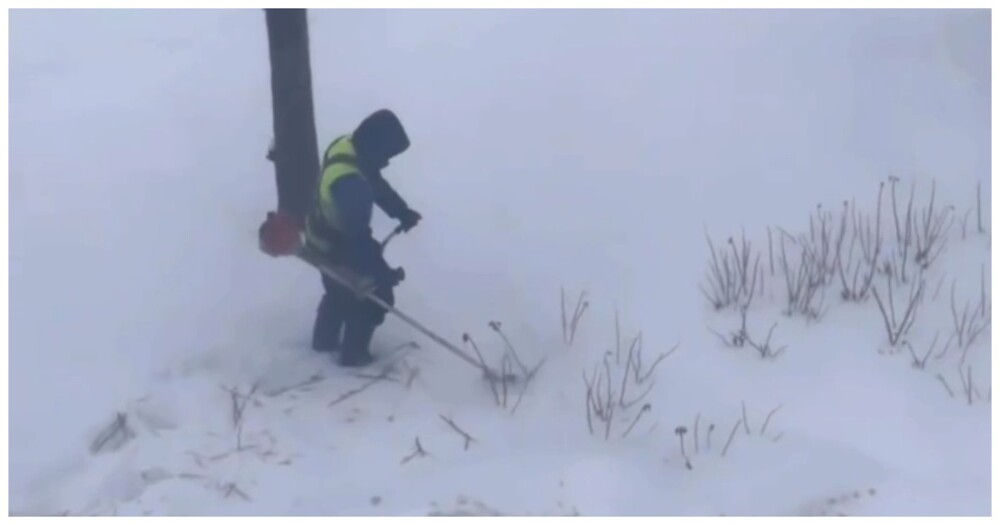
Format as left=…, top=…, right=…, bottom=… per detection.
left=353, top=109, right=410, bottom=166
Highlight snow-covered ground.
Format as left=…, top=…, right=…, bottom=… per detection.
left=8, top=8, right=991, bottom=516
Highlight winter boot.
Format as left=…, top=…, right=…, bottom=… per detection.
left=339, top=320, right=377, bottom=367
left=312, top=293, right=346, bottom=352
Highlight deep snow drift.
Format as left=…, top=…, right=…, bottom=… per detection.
left=8, top=9, right=991, bottom=516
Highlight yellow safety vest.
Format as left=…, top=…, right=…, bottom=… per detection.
left=304, top=135, right=368, bottom=253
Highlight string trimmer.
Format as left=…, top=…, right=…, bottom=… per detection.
left=259, top=212, right=516, bottom=383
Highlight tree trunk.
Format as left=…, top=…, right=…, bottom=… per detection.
left=265, top=8, right=319, bottom=223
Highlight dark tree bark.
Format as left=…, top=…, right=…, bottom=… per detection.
left=265, top=9, right=320, bottom=223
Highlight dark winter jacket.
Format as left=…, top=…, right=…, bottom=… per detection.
left=305, top=110, right=413, bottom=281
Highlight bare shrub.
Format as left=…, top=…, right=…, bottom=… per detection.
left=950, top=277, right=991, bottom=362
left=871, top=271, right=924, bottom=348
left=911, top=180, right=954, bottom=270
left=700, top=230, right=763, bottom=311
left=903, top=333, right=950, bottom=370
left=778, top=232, right=827, bottom=319
left=583, top=325, right=676, bottom=439
left=561, top=288, right=589, bottom=345
left=90, top=413, right=136, bottom=455
left=836, top=183, right=884, bottom=302
left=710, top=301, right=787, bottom=360
left=463, top=324, right=545, bottom=414
left=400, top=437, right=429, bottom=465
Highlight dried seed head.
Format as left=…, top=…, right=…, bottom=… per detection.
left=675, top=426, right=688, bottom=435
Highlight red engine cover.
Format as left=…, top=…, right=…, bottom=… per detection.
left=258, top=210, right=303, bottom=257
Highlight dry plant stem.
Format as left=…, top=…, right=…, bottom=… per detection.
left=561, top=288, right=567, bottom=342
left=636, top=343, right=679, bottom=383
left=511, top=359, right=547, bottom=414
left=980, top=264, right=988, bottom=320
left=741, top=402, right=751, bottom=435
left=702, top=229, right=758, bottom=310
left=890, top=177, right=902, bottom=244
left=768, top=226, right=775, bottom=276
left=328, top=371, right=392, bottom=408
left=959, top=366, right=975, bottom=405
left=934, top=333, right=955, bottom=360
left=489, top=321, right=529, bottom=376
left=977, top=181, right=983, bottom=234
left=265, top=375, right=325, bottom=397
left=747, top=322, right=785, bottom=359
left=889, top=179, right=915, bottom=280
left=400, top=437, right=428, bottom=465
left=933, top=275, right=946, bottom=301
left=913, top=181, right=954, bottom=268
left=439, top=415, right=477, bottom=450
left=90, top=413, right=135, bottom=455
left=221, top=384, right=258, bottom=429
left=862, top=183, right=885, bottom=297
left=722, top=419, right=742, bottom=457
left=904, top=334, right=938, bottom=369
left=961, top=209, right=972, bottom=240
left=583, top=371, right=595, bottom=435
left=222, top=482, right=251, bottom=502
left=936, top=374, right=955, bottom=398
left=404, top=364, right=420, bottom=389
left=500, top=356, right=511, bottom=408
left=621, top=381, right=656, bottom=410
left=583, top=362, right=615, bottom=438
left=694, top=413, right=701, bottom=453
left=730, top=231, right=760, bottom=299
left=706, top=424, right=715, bottom=451
left=872, top=272, right=923, bottom=346
left=464, top=334, right=501, bottom=406
left=620, top=404, right=652, bottom=438
left=603, top=357, right=615, bottom=440
left=619, top=335, right=640, bottom=406
left=561, top=289, right=590, bottom=345
left=950, top=280, right=987, bottom=351
left=779, top=230, right=825, bottom=318
left=760, top=404, right=783, bottom=435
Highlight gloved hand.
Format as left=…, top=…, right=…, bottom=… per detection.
left=398, top=208, right=422, bottom=233
left=385, top=267, right=405, bottom=287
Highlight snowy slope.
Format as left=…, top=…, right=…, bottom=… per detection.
left=8, top=9, right=990, bottom=516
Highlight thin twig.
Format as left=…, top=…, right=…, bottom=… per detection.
left=977, top=180, right=983, bottom=234
left=511, top=358, right=546, bottom=415
left=636, top=343, right=679, bottom=383
left=328, top=372, right=392, bottom=408
left=722, top=419, right=742, bottom=457
left=439, top=415, right=477, bottom=451
left=693, top=413, right=701, bottom=454
left=465, top=334, right=500, bottom=406
left=620, top=403, right=652, bottom=438
left=264, top=374, right=325, bottom=397
left=936, top=374, right=955, bottom=398
left=400, top=437, right=428, bottom=465
left=759, top=404, right=783, bottom=435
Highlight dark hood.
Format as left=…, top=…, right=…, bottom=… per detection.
left=353, top=109, right=410, bottom=170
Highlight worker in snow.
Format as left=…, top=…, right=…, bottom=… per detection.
left=304, top=109, right=421, bottom=366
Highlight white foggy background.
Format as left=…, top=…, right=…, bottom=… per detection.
left=8, top=8, right=990, bottom=515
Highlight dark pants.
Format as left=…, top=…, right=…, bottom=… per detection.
left=311, top=272, right=395, bottom=360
